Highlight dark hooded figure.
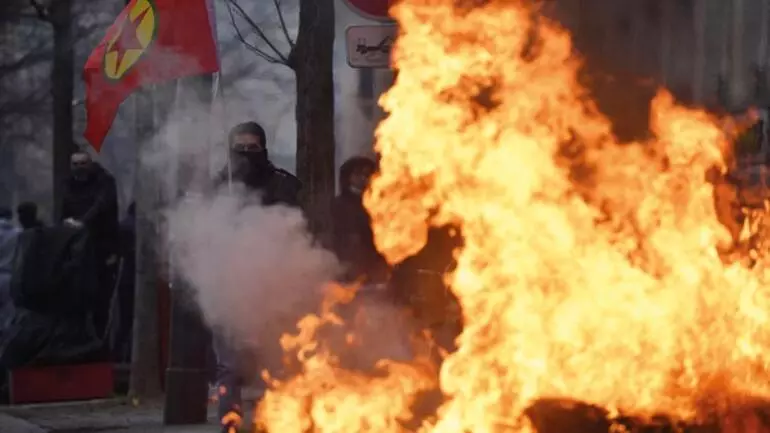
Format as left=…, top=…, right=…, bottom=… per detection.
left=16, top=202, right=43, bottom=230
left=61, top=151, right=119, bottom=253
left=331, top=156, right=387, bottom=282
left=214, top=122, right=301, bottom=433
left=216, top=121, right=301, bottom=207
left=60, top=150, right=119, bottom=336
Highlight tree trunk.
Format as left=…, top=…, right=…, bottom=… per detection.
left=0, top=22, right=10, bottom=209
left=759, top=0, right=770, bottom=68
left=49, top=0, right=75, bottom=220
left=659, top=0, right=672, bottom=87
left=718, top=0, right=732, bottom=107
left=692, top=0, right=707, bottom=103
left=129, top=87, right=163, bottom=400
left=292, top=0, right=336, bottom=240
left=163, top=75, right=212, bottom=425
left=0, top=141, right=14, bottom=209
left=129, top=65, right=178, bottom=399
left=731, top=0, right=745, bottom=106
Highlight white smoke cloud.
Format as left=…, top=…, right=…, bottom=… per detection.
left=165, top=187, right=340, bottom=351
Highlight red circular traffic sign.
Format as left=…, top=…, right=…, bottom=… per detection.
left=342, top=0, right=394, bottom=21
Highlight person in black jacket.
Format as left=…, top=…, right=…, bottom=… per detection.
left=61, top=151, right=119, bottom=251
left=215, top=122, right=301, bottom=207
left=60, top=150, right=119, bottom=337
left=331, top=156, right=387, bottom=283
left=214, top=122, right=301, bottom=433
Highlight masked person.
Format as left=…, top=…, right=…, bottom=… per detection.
left=214, top=122, right=301, bottom=433
left=331, top=156, right=387, bottom=283
left=216, top=121, right=301, bottom=206
left=60, top=150, right=119, bottom=337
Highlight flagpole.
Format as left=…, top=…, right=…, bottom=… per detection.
left=205, top=0, right=232, bottom=194
left=213, top=71, right=233, bottom=193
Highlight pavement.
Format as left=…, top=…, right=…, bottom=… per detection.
left=0, top=413, right=46, bottom=433
left=0, top=388, right=262, bottom=433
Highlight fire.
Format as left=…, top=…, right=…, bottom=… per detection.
left=257, top=283, right=439, bottom=432
left=257, top=0, right=770, bottom=432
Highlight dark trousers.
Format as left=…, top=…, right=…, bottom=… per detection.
left=213, top=334, right=243, bottom=421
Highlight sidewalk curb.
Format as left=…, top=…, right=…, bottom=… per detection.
left=0, top=413, right=46, bottom=433
left=0, top=398, right=131, bottom=418
left=0, top=398, right=160, bottom=433
left=0, top=391, right=261, bottom=432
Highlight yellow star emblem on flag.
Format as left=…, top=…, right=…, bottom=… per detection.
left=103, top=0, right=157, bottom=80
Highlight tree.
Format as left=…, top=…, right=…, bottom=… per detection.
left=0, top=1, right=52, bottom=208
left=129, top=84, right=163, bottom=401
left=26, top=0, right=77, bottom=219
left=0, top=0, right=108, bottom=215
left=226, top=0, right=336, bottom=238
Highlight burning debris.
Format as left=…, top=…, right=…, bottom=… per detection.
left=256, top=283, right=440, bottom=433
left=254, top=0, right=770, bottom=432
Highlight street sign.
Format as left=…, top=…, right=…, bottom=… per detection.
left=341, top=0, right=394, bottom=22
left=345, top=25, right=397, bottom=69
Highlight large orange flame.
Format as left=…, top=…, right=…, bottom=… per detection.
left=257, top=0, right=770, bottom=432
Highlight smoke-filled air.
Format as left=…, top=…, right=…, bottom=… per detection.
left=9, top=0, right=770, bottom=431
left=247, top=0, right=770, bottom=433
left=165, top=188, right=339, bottom=355
left=129, top=70, right=340, bottom=371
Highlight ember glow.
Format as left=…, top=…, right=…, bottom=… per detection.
left=258, top=0, right=770, bottom=432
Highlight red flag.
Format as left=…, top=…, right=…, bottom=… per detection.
left=83, top=0, right=219, bottom=151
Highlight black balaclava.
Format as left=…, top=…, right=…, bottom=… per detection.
left=229, top=122, right=270, bottom=182
left=70, top=152, right=95, bottom=183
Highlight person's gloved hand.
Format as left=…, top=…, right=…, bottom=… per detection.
left=64, top=218, right=84, bottom=229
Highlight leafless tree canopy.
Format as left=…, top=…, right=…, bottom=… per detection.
left=225, top=0, right=297, bottom=67
left=224, top=0, right=336, bottom=235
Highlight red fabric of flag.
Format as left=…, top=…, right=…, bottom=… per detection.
left=84, top=0, right=219, bottom=151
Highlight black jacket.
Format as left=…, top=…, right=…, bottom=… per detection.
left=10, top=226, right=100, bottom=316
left=331, top=191, right=386, bottom=280
left=60, top=164, right=119, bottom=254
left=215, top=163, right=302, bottom=208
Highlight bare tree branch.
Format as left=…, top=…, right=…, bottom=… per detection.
left=226, top=0, right=290, bottom=64
left=273, top=0, right=295, bottom=49
left=16, top=12, right=47, bottom=20
left=0, top=86, right=49, bottom=122
left=28, top=0, right=50, bottom=21
left=225, top=0, right=285, bottom=64
left=0, top=44, right=51, bottom=77
left=0, top=20, right=100, bottom=80
left=0, top=0, right=35, bottom=22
